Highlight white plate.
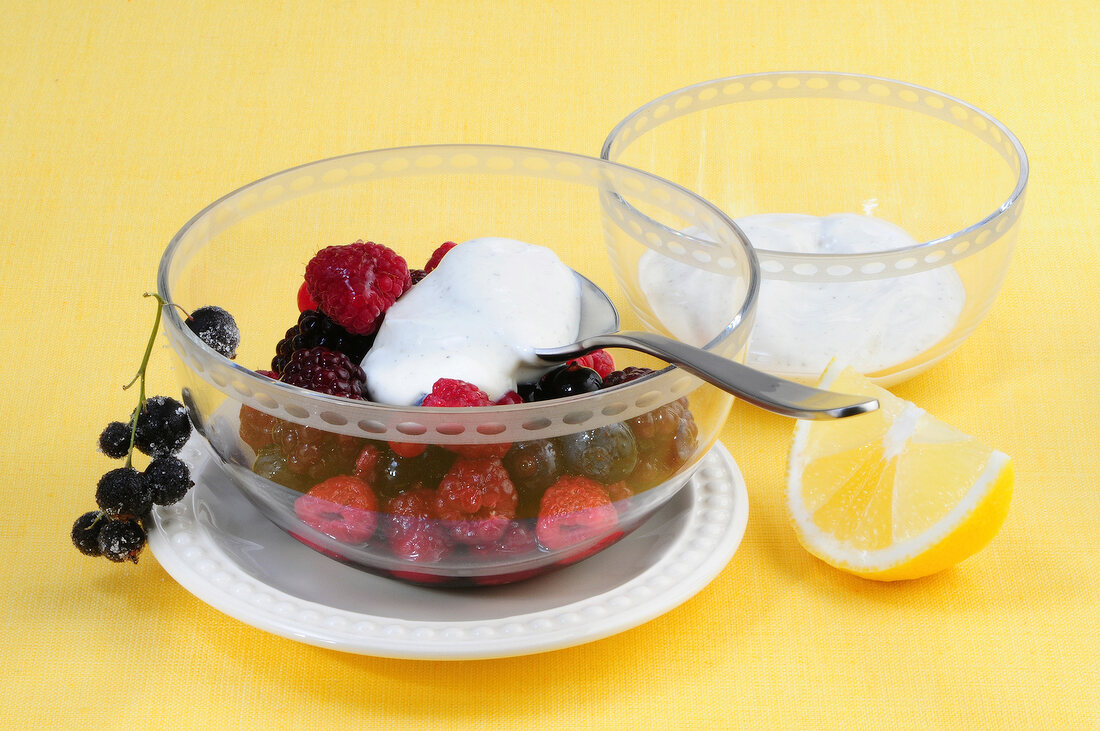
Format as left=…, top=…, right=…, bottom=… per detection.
left=148, top=441, right=749, bottom=660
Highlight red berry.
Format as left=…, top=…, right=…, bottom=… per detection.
left=387, top=489, right=451, bottom=563
left=469, top=521, right=538, bottom=560
left=422, top=379, right=511, bottom=459
left=304, top=241, right=411, bottom=335
left=424, top=241, right=457, bottom=273
left=421, top=378, right=492, bottom=407
left=435, top=458, right=518, bottom=544
left=568, top=349, right=616, bottom=378
left=388, top=441, right=427, bottom=458
left=297, top=281, right=317, bottom=312
left=494, top=390, right=524, bottom=405
left=352, top=442, right=384, bottom=481
left=294, top=475, right=379, bottom=544
left=536, top=476, right=619, bottom=550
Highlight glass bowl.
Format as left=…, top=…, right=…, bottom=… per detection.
left=157, top=145, right=758, bottom=586
left=603, top=71, right=1027, bottom=385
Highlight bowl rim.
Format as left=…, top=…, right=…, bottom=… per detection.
left=601, top=70, right=1029, bottom=263
left=157, top=143, right=761, bottom=429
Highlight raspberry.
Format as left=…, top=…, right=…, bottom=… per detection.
left=494, top=390, right=524, bottom=405
left=272, top=310, right=375, bottom=375
left=536, top=476, right=619, bottom=551
left=96, top=467, right=152, bottom=518
left=424, top=241, right=457, bottom=272
left=567, top=349, right=616, bottom=378
left=386, top=489, right=451, bottom=563
left=144, top=455, right=194, bottom=506
left=251, top=444, right=309, bottom=491
left=388, top=441, right=427, bottom=458
left=469, top=521, right=538, bottom=560
left=279, top=346, right=367, bottom=399
left=601, top=366, right=655, bottom=388
left=421, top=378, right=492, bottom=408
left=626, top=399, right=698, bottom=489
left=352, top=442, right=384, bottom=482
left=304, top=241, right=411, bottom=335
left=297, top=281, right=317, bottom=312
left=421, top=379, right=511, bottom=459
left=603, top=481, right=634, bottom=506
left=98, top=518, right=147, bottom=563
left=71, top=511, right=106, bottom=557
left=98, top=421, right=132, bottom=459
left=134, top=395, right=191, bottom=457
left=185, top=305, right=240, bottom=359
left=294, top=475, right=379, bottom=544
left=435, top=458, right=518, bottom=544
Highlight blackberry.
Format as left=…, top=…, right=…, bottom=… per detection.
left=269, top=420, right=360, bottom=481
left=279, top=346, right=368, bottom=399
left=558, top=422, right=638, bottom=484
left=134, top=395, right=191, bottom=456
left=186, top=305, right=240, bottom=359
left=98, top=421, right=132, bottom=459
left=529, top=363, right=602, bottom=402
left=409, top=269, right=428, bottom=285
left=71, top=511, right=105, bottom=557
left=144, top=455, right=194, bottom=506
left=272, top=310, right=375, bottom=375
left=96, top=467, right=153, bottom=518
left=98, top=519, right=146, bottom=563
left=601, top=366, right=655, bottom=388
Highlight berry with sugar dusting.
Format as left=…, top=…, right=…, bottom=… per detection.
left=98, top=518, right=147, bottom=563
left=98, top=421, right=132, bottom=459
left=424, top=241, right=457, bottom=272
left=295, top=475, right=379, bottom=544
left=435, top=458, right=518, bottom=544
left=272, top=310, right=375, bottom=375
left=536, top=475, right=619, bottom=551
left=186, top=305, right=240, bottom=359
left=96, top=467, right=152, bottom=518
left=134, top=395, right=191, bottom=457
left=71, top=511, right=106, bottom=557
left=279, top=346, right=367, bottom=399
left=144, top=455, right=194, bottom=506
left=304, top=240, right=411, bottom=335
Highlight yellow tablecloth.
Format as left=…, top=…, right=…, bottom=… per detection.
left=3, top=1, right=1097, bottom=727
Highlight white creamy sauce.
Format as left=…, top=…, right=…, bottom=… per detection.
left=362, top=237, right=581, bottom=405
left=639, top=213, right=966, bottom=375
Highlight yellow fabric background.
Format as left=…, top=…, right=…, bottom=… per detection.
left=2, top=1, right=1097, bottom=728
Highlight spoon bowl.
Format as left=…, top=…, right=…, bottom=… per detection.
left=537, top=273, right=878, bottom=420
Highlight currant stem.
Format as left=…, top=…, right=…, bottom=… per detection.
left=122, top=292, right=167, bottom=467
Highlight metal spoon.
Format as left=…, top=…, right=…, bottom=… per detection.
left=534, top=274, right=878, bottom=420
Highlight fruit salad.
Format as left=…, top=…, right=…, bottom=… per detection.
left=237, top=237, right=701, bottom=584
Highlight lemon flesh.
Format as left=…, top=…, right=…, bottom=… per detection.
left=787, top=363, right=1013, bottom=581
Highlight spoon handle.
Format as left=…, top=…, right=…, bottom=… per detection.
left=539, top=332, right=877, bottom=420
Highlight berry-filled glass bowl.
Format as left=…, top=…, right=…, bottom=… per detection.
left=603, top=71, right=1028, bottom=385
left=158, top=145, right=758, bottom=587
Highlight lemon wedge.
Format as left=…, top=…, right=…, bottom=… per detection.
left=786, top=362, right=1013, bottom=581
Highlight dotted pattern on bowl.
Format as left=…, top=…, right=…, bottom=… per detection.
left=602, top=71, right=1028, bottom=282
left=147, top=442, right=749, bottom=659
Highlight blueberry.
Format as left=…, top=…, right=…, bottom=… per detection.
left=558, top=422, right=638, bottom=484
left=530, top=364, right=602, bottom=401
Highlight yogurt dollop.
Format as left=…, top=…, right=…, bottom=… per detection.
left=362, top=237, right=581, bottom=405
left=639, top=213, right=966, bottom=376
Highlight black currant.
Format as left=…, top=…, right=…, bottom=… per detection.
left=95, top=467, right=153, bottom=518
left=98, top=421, right=132, bottom=459
left=134, top=395, right=191, bottom=456
left=186, top=305, right=240, bottom=359
left=98, top=519, right=147, bottom=563
left=71, top=511, right=106, bottom=557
